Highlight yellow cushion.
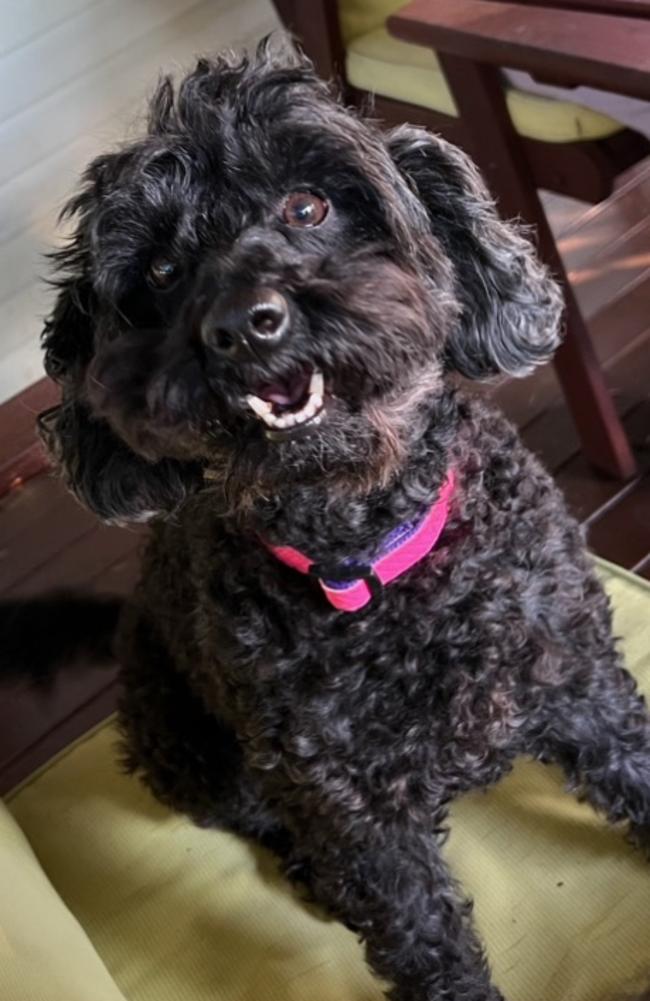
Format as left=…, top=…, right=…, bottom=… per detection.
left=0, top=804, right=127, bottom=1000
left=346, top=26, right=624, bottom=143
left=338, top=0, right=400, bottom=42
left=3, top=558, right=649, bottom=1000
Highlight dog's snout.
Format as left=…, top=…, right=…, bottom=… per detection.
left=202, top=288, right=290, bottom=360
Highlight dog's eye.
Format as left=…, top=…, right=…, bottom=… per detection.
left=148, top=255, right=179, bottom=289
left=282, top=192, right=329, bottom=228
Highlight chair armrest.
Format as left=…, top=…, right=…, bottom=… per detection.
left=388, top=0, right=650, bottom=100
left=502, top=0, right=650, bottom=16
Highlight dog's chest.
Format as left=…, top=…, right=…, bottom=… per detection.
left=192, top=542, right=524, bottom=801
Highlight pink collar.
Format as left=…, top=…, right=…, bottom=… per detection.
left=265, top=472, right=455, bottom=613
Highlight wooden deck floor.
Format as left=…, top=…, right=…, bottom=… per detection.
left=1, top=162, right=649, bottom=791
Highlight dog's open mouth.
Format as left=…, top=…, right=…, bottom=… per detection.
left=246, top=367, right=325, bottom=434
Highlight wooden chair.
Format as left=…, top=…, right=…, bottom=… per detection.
left=271, top=0, right=650, bottom=479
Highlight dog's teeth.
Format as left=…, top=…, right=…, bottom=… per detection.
left=246, top=374, right=326, bottom=433
left=246, top=394, right=273, bottom=418
left=309, top=370, right=324, bottom=396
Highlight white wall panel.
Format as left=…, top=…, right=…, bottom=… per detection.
left=0, top=0, right=278, bottom=402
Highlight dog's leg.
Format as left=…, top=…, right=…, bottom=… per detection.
left=287, top=818, right=501, bottom=1001
left=532, top=655, right=650, bottom=853
left=120, top=678, right=283, bottom=843
left=117, top=612, right=287, bottom=849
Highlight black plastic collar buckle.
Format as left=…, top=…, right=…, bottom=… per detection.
left=308, top=561, right=384, bottom=600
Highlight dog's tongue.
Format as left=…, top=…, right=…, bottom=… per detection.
left=256, top=369, right=311, bottom=408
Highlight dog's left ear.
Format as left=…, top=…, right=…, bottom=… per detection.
left=387, top=126, right=563, bottom=379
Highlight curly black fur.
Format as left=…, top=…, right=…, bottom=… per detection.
left=36, top=41, right=649, bottom=1001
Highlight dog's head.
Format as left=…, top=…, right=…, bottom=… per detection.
left=41, top=43, right=562, bottom=522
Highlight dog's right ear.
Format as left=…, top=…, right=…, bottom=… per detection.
left=40, top=280, right=202, bottom=524
left=387, top=126, right=564, bottom=380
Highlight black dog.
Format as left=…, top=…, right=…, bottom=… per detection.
left=30, top=43, right=650, bottom=1001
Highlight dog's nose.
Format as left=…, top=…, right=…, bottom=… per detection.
left=202, top=288, right=290, bottom=359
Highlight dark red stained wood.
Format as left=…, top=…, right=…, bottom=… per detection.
left=93, top=549, right=141, bottom=596
left=388, top=0, right=650, bottom=100
left=0, top=676, right=120, bottom=796
left=565, top=237, right=650, bottom=323
left=486, top=300, right=650, bottom=457
left=484, top=273, right=650, bottom=432
left=360, top=92, right=649, bottom=206
left=520, top=128, right=650, bottom=206
left=551, top=318, right=638, bottom=480
left=0, top=475, right=68, bottom=547
left=587, top=472, right=650, bottom=567
left=350, top=90, right=467, bottom=148
left=478, top=260, right=650, bottom=433
left=579, top=274, right=650, bottom=359
left=0, top=377, right=58, bottom=496
left=270, top=0, right=346, bottom=80
left=491, top=0, right=650, bottom=15
left=0, top=378, right=56, bottom=461
left=0, top=480, right=98, bottom=592
left=518, top=325, right=650, bottom=471
left=7, top=523, right=142, bottom=597
left=554, top=401, right=650, bottom=520
left=633, top=554, right=650, bottom=580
